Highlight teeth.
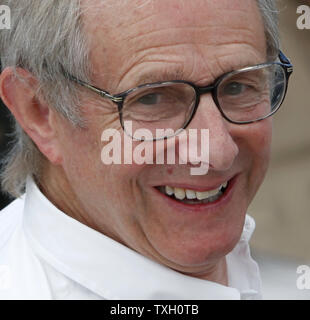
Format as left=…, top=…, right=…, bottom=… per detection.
left=208, top=188, right=220, bottom=197
left=196, top=191, right=210, bottom=200
left=165, top=186, right=174, bottom=196
left=185, top=189, right=196, bottom=200
left=174, top=188, right=186, bottom=200
left=163, top=181, right=228, bottom=202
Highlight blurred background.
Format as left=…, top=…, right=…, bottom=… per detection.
left=0, top=0, right=309, bottom=300
left=0, top=98, right=12, bottom=210
left=249, top=0, right=310, bottom=299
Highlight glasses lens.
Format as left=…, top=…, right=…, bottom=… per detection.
left=122, top=82, right=196, bottom=140
left=217, top=64, right=286, bottom=123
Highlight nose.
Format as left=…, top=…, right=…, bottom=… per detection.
left=182, top=95, right=239, bottom=172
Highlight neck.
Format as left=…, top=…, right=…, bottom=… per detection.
left=38, top=162, right=98, bottom=231
left=189, top=257, right=228, bottom=286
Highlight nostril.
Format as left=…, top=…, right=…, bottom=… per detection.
left=208, top=134, right=239, bottom=171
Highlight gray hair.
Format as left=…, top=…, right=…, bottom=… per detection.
left=0, top=0, right=279, bottom=198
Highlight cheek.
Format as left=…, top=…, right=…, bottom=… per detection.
left=250, top=120, right=272, bottom=165
left=61, top=102, right=124, bottom=176
left=234, top=118, right=272, bottom=164
left=60, top=120, right=146, bottom=206
left=239, top=119, right=273, bottom=199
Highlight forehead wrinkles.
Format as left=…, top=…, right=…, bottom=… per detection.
left=82, top=0, right=264, bottom=37
left=81, top=0, right=155, bottom=28
left=81, top=0, right=266, bottom=86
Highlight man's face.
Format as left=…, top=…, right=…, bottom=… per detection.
left=56, top=0, right=271, bottom=276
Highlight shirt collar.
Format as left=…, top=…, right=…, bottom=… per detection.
left=23, top=177, right=244, bottom=300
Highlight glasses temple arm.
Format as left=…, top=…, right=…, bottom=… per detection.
left=62, top=70, right=123, bottom=103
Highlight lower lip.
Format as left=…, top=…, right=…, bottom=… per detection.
left=152, top=176, right=237, bottom=213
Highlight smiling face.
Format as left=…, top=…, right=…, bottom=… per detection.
left=51, top=0, right=272, bottom=280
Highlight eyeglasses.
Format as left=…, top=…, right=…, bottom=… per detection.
left=65, top=51, right=293, bottom=140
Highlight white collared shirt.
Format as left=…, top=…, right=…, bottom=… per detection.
left=0, top=177, right=262, bottom=300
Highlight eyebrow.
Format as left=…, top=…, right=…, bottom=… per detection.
left=133, top=67, right=188, bottom=87
left=129, top=57, right=264, bottom=89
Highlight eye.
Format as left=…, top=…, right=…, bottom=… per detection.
left=222, top=82, right=247, bottom=96
left=137, top=93, right=161, bottom=105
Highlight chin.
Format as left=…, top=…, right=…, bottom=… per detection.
left=146, top=219, right=244, bottom=271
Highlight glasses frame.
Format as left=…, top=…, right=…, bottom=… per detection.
left=65, top=51, right=293, bottom=139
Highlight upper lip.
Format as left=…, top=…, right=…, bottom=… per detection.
left=154, top=175, right=236, bottom=192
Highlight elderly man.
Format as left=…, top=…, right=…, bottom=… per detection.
left=0, top=0, right=292, bottom=300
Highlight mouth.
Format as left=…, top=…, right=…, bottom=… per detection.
left=155, top=179, right=233, bottom=206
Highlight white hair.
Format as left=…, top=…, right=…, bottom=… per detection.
left=0, top=0, right=279, bottom=197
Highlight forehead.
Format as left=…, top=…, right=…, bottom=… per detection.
left=81, top=0, right=266, bottom=90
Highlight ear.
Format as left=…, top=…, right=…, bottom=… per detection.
left=0, top=67, right=63, bottom=165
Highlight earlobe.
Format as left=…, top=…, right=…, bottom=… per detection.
left=0, top=67, right=63, bottom=165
